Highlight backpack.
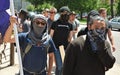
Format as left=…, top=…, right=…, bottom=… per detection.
left=20, top=33, right=50, bottom=74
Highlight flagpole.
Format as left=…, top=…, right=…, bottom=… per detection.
left=10, top=0, right=24, bottom=75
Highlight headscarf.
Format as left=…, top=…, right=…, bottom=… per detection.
left=87, top=10, right=106, bottom=53
left=28, top=14, right=48, bottom=45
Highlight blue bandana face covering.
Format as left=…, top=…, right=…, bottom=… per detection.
left=87, top=28, right=105, bottom=53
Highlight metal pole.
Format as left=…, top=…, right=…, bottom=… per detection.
left=10, top=0, right=24, bottom=75
left=21, top=0, right=22, bottom=9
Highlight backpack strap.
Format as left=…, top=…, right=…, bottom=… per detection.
left=22, top=43, right=32, bottom=59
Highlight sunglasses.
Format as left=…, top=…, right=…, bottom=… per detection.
left=49, top=12, right=56, bottom=14
left=35, top=20, right=46, bottom=26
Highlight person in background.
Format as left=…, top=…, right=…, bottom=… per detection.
left=47, top=7, right=57, bottom=33
left=17, top=9, right=30, bottom=33
left=50, top=6, right=73, bottom=50
left=42, top=8, right=50, bottom=19
left=50, top=6, right=73, bottom=75
left=77, top=10, right=100, bottom=37
left=69, top=11, right=80, bottom=40
left=63, top=10, right=115, bottom=75
left=98, top=8, right=115, bottom=52
left=47, top=7, right=57, bottom=75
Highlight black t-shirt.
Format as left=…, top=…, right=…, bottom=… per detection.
left=51, top=20, right=73, bottom=49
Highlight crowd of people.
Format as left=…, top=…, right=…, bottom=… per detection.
left=1, top=5, right=116, bottom=75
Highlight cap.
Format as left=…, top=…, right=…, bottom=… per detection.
left=88, top=10, right=99, bottom=16
left=70, top=11, right=76, bottom=15
left=28, top=12, right=36, bottom=20
left=59, top=6, right=70, bottom=13
left=19, top=9, right=28, bottom=14
left=93, top=16, right=105, bottom=21
left=33, top=14, right=47, bottom=22
left=87, top=10, right=99, bottom=25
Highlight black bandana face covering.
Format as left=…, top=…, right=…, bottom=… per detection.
left=87, top=28, right=105, bottom=53
left=60, top=14, right=69, bottom=22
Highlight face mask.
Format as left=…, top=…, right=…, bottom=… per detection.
left=32, top=23, right=46, bottom=37
left=87, top=29, right=105, bottom=53
left=60, top=14, right=69, bottom=22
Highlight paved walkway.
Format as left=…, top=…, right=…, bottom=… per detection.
left=0, top=63, right=120, bottom=75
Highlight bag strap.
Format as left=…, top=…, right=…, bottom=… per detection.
left=22, top=43, right=32, bottom=59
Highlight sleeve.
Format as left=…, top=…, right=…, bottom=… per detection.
left=48, top=37, right=56, bottom=53
left=63, top=43, right=77, bottom=75
left=75, top=19, right=80, bottom=27
left=50, top=21, right=56, bottom=30
left=69, top=23, right=73, bottom=31
left=96, top=40, right=115, bottom=70
left=77, top=27, right=88, bottom=37
left=18, top=33, right=26, bottom=50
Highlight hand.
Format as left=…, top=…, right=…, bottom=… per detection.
left=112, top=45, right=116, bottom=52
left=47, top=72, right=51, bottom=75
left=10, top=16, right=17, bottom=24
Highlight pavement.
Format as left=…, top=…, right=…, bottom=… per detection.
left=0, top=60, right=120, bottom=75
left=0, top=41, right=120, bottom=75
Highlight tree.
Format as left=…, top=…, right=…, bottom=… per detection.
left=26, top=0, right=44, bottom=8
left=26, top=0, right=53, bottom=12
left=117, top=0, right=120, bottom=16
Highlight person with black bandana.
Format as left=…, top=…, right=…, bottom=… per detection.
left=50, top=6, right=73, bottom=75
left=4, top=14, right=56, bottom=75
left=63, top=10, right=115, bottom=75
left=50, top=6, right=73, bottom=50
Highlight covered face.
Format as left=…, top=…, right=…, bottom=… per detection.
left=59, top=6, right=70, bottom=22
left=32, top=14, right=47, bottom=36
left=87, top=13, right=106, bottom=53
left=28, top=14, right=47, bottom=44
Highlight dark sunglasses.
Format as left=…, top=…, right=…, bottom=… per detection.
left=49, top=12, right=56, bottom=14
left=35, top=21, right=46, bottom=26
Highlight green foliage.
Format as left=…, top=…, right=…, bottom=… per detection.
left=27, top=5, right=35, bottom=11
left=117, top=0, right=120, bottom=16
left=26, top=0, right=53, bottom=12
left=25, top=0, right=119, bottom=16
left=26, top=0, right=44, bottom=8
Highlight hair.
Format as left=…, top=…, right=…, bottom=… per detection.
left=49, top=7, right=57, bottom=13
left=87, top=10, right=99, bottom=26
left=98, top=8, right=107, bottom=14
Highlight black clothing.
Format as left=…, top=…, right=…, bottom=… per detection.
left=63, top=36, right=115, bottom=75
left=77, top=24, right=111, bottom=39
left=47, top=18, right=54, bottom=33
left=77, top=27, right=88, bottom=37
left=51, top=19, right=73, bottom=49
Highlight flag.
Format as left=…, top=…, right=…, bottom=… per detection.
left=0, top=0, right=10, bottom=37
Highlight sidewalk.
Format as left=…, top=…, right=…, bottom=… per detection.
left=0, top=61, right=120, bottom=75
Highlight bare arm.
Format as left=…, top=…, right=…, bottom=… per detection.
left=68, top=31, right=73, bottom=42
left=108, top=29, right=115, bottom=52
left=50, top=29, right=54, bottom=38
left=3, top=16, right=16, bottom=43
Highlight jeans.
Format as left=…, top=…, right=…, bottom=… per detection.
left=54, top=49, right=63, bottom=75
